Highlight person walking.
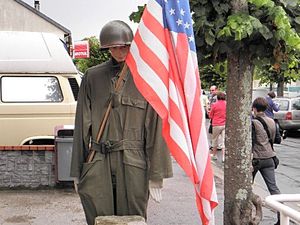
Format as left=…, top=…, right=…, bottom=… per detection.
left=265, top=91, right=286, bottom=139
left=265, top=91, right=279, bottom=119
left=252, top=97, right=281, bottom=225
left=70, top=20, right=173, bottom=225
left=209, top=91, right=226, bottom=161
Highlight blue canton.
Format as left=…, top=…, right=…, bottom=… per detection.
left=155, top=0, right=196, bottom=52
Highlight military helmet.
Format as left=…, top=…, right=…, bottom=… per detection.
left=99, top=20, right=133, bottom=49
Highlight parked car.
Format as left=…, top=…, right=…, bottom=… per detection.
left=273, top=97, right=300, bottom=132
left=0, top=31, right=81, bottom=146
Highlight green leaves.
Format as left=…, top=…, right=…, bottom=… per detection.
left=205, top=29, right=216, bottom=46
left=74, top=36, right=109, bottom=73
left=129, top=5, right=145, bottom=23
left=248, top=0, right=274, bottom=8
left=271, top=6, right=300, bottom=50
left=218, top=13, right=272, bottom=41
left=249, top=0, right=300, bottom=50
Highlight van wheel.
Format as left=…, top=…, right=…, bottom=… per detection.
left=23, top=139, right=54, bottom=145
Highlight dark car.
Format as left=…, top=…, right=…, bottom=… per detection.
left=273, top=97, right=300, bottom=132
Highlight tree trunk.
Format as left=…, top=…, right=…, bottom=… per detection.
left=224, top=49, right=255, bottom=224
left=277, top=73, right=285, bottom=97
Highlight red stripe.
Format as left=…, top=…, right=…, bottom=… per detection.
left=189, top=90, right=202, bottom=151
left=200, top=155, right=214, bottom=199
left=196, top=194, right=209, bottom=225
left=176, top=34, right=188, bottom=82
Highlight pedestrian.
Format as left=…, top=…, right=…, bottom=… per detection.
left=265, top=91, right=279, bottom=119
left=207, top=85, right=218, bottom=148
left=201, top=90, right=209, bottom=119
left=209, top=91, right=226, bottom=162
left=70, top=20, right=173, bottom=225
left=208, top=85, right=218, bottom=108
left=265, top=91, right=286, bottom=139
left=252, top=97, right=281, bottom=225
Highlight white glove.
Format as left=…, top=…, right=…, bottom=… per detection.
left=73, top=177, right=79, bottom=194
left=149, top=180, right=163, bottom=203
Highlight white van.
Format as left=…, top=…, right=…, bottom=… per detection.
left=0, top=31, right=81, bottom=145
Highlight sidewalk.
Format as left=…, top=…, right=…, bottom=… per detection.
left=0, top=159, right=283, bottom=225
left=211, top=158, right=282, bottom=225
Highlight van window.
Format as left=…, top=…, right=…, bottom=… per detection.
left=1, top=76, right=63, bottom=102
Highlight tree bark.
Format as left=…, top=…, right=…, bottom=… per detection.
left=224, top=49, right=254, bottom=224
left=277, top=74, right=285, bottom=97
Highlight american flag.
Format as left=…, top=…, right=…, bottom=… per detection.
left=126, top=0, right=218, bottom=224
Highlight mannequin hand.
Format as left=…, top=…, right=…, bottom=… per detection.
left=73, top=177, right=79, bottom=194
left=149, top=180, right=163, bottom=203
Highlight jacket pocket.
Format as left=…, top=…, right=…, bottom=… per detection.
left=78, top=154, right=105, bottom=198
left=121, top=96, right=147, bottom=109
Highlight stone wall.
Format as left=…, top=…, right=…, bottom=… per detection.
left=0, top=146, right=56, bottom=188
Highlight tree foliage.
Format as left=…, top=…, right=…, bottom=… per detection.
left=130, top=1, right=300, bottom=224
left=191, top=0, right=300, bottom=62
left=130, top=0, right=300, bottom=88
left=200, top=62, right=227, bottom=90
left=74, top=36, right=109, bottom=73
left=191, top=0, right=300, bottom=90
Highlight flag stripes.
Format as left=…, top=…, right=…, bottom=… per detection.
left=126, top=0, right=218, bottom=224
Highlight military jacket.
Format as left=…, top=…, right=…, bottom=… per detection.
left=70, top=59, right=173, bottom=223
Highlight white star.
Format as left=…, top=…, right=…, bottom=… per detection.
left=184, top=22, right=190, bottom=29
left=188, top=35, right=194, bottom=42
left=169, top=8, right=175, bottom=15
left=164, top=0, right=168, bottom=3
left=180, top=8, right=185, bottom=16
left=177, top=0, right=180, bottom=3
left=176, top=19, right=183, bottom=26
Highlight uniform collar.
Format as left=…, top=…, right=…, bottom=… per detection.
left=110, top=58, right=129, bottom=82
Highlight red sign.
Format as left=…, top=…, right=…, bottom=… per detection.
left=73, top=41, right=90, bottom=59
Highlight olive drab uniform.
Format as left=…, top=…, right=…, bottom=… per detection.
left=70, top=59, right=173, bottom=225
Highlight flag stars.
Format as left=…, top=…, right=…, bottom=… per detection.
left=180, top=8, right=185, bottom=16
left=188, top=35, right=194, bottom=42
left=176, top=19, right=183, bottom=26
left=164, top=0, right=168, bottom=2
left=184, top=22, right=190, bottom=29
left=169, top=8, right=175, bottom=16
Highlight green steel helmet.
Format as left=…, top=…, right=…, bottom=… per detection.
left=99, top=20, right=133, bottom=49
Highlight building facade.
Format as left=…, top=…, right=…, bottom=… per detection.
left=0, top=0, right=72, bottom=54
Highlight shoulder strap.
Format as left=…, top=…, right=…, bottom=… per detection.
left=254, top=117, right=274, bottom=149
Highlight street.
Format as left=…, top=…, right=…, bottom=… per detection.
left=271, top=134, right=300, bottom=196
left=0, top=133, right=299, bottom=225
left=211, top=132, right=300, bottom=225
